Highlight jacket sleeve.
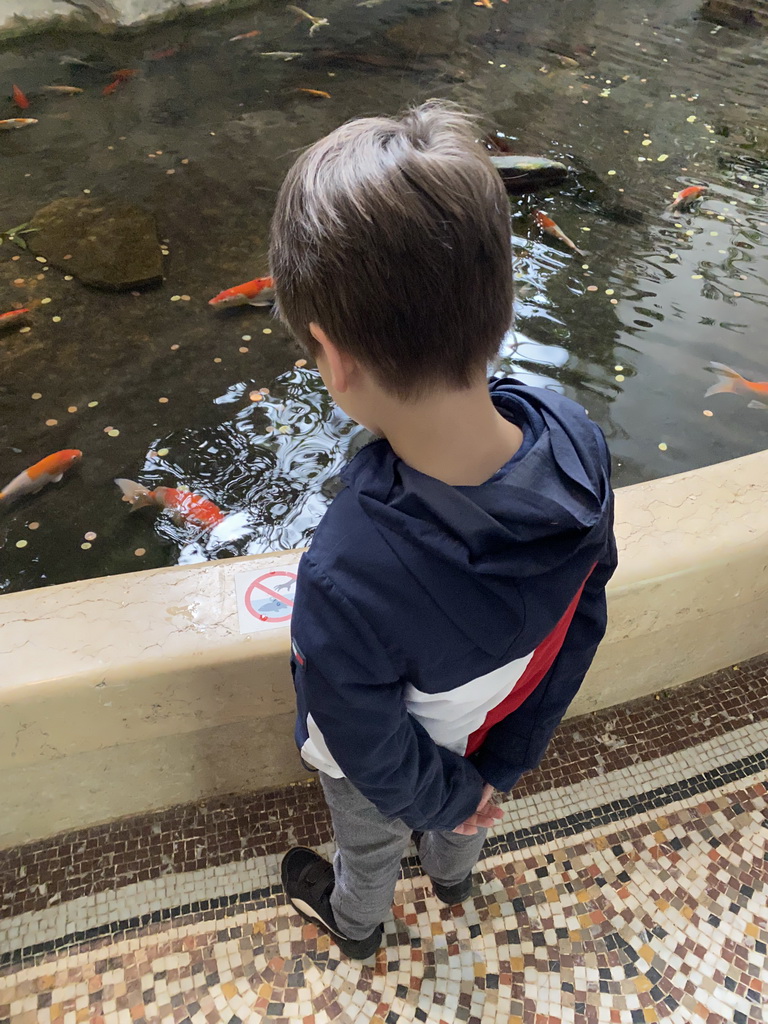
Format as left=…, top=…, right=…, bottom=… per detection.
left=469, top=525, right=618, bottom=793
left=291, top=558, right=486, bottom=831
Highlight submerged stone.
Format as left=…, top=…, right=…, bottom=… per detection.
left=27, top=197, right=163, bottom=291
left=700, top=0, right=768, bottom=29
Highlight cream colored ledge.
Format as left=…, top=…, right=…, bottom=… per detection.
left=2, top=449, right=768, bottom=847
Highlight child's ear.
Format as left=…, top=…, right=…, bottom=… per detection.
left=309, top=323, right=358, bottom=394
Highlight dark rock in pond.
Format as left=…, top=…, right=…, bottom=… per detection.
left=490, top=155, right=569, bottom=193
left=27, top=197, right=163, bottom=291
left=700, top=0, right=768, bottom=28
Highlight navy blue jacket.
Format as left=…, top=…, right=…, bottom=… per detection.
left=289, top=379, right=617, bottom=831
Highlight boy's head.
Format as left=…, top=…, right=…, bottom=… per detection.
left=269, top=102, right=513, bottom=417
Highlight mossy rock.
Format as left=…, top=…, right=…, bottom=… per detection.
left=27, top=197, right=163, bottom=291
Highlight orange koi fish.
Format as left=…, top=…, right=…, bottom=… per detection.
left=0, top=449, right=82, bottom=507
left=474, top=0, right=493, bottom=7
left=147, top=46, right=180, bottom=59
left=705, top=362, right=768, bottom=410
left=103, top=69, right=138, bottom=96
left=12, top=84, right=29, bottom=110
left=229, top=29, right=262, bottom=41
left=208, top=276, right=275, bottom=308
left=115, top=478, right=227, bottom=528
left=0, top=118, right=38, bottom=129
left=534, top=210, right=586, bottom=257
left=0, top=307, right=30, bottom=327
left=669, top=185, right=708, bottom=210
left=294, top=87, right=331, bottom=98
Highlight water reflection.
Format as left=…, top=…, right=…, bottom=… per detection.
left=138, top=367, right=363, bottom=564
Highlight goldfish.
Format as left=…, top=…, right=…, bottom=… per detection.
left=147, top=46, right=180, bottom=59
left=229, top=29, right=262, bottom=40
left=474, top=0, right=493, bottom=7
left=669, top=185, right=708, bottom=210
left=115, top=478, right=226, bottom=528
left=0, top=449, right=82, bottom=507
left=286, top=5, right=329, bottom=35
left=0, top=118, right=38, bottom=129
left=294, top=87, right=331, bottom=98
left=41, top=85, right=84, bottom=94
left=102, top=79, right=122, bottom=96
left=208, top=276, right=275, bottom=307
left=0, top=307, right=30, bottom=326
left=12, top=84, right=29, bottom=110
left=705, top=362, right=768, bottom=409
left=534, top=210, right=586, bottom=257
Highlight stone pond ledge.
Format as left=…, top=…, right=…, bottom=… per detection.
left=1, top=448, right=767, bottom=848
left=0, top=0, right=253, bottom=37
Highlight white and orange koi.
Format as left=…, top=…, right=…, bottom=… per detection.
left=705, top=362, right=768, bottom=410
left=534, top=210, right=586, bottom=258
left=0, top=118, right=38, bottom=130
left=208, top=276, right=275, bottom=307
left=115, top=478, right=227, bottom=529
left=0, top=449, right=82, bottom=507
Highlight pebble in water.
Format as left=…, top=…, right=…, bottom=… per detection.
left=134, top=548, right=146, bottom=557
left=16, top=539, right=28, bottom=548
left=295, top=359, right=308, bottom=368
left=658, top=442, right=668, bottom=451
left=45, top=418, right=58, bottom=426
left=84, top=531, right=97, bottom=541
left=28, top=522, right=40, bottom=530
left=703, top=410, right=714, bottom=417
left=81, top=542, right=92, bottom=550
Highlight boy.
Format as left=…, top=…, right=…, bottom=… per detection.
left=270, top=102, right=617, bottom=961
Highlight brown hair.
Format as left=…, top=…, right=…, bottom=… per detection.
left=269, top=101, right=513, bottom=399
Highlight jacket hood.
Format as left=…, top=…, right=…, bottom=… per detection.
left=340, top=378, right=613, bottom=657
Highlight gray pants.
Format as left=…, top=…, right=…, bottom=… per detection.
left=320, top=772, right=487, bottom=940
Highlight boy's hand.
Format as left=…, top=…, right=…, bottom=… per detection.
left=452, top=783, right=503, bottom=835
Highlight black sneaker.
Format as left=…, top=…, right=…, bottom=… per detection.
left=280, top=847, right=383, bottom=960
left=412, top=832, right=474, bottom=905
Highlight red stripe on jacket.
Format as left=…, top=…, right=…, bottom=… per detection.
left=464, top=569, right=594, bottom=756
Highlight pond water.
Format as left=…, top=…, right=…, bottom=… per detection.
left=1, top=0, right=767, bottom=595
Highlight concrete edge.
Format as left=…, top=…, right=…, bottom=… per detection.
left=2, top=449, right=768, bottom=846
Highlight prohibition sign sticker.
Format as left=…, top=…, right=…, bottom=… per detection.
left=235, top=563, right=301, bottom=633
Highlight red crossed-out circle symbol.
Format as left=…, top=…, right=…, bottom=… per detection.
left=243, top=570, right=297, bottom=623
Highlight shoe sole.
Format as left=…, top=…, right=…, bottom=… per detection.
left=281, top=848, right=382, bottom=960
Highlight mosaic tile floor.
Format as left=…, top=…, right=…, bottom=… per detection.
left=1, top=659, right=767, bottom=1024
